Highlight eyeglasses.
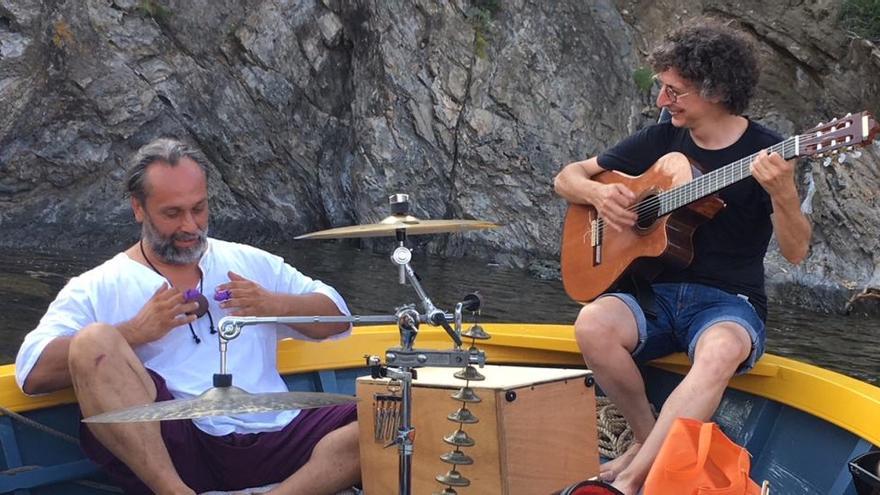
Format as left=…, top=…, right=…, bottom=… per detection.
left=652, top=75, right=691, bottom=103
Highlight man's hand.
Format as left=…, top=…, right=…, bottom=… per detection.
left=216, top=272, right=348, bottom=337
left=118, top=284, right=199, bottom=346
left=216, top=271, right=279, bottom=316
left=752, top=149, right=812, bottom=264
left=751, top=149, right=797, bottom=198
left=594, top=183, right=638, bottom=232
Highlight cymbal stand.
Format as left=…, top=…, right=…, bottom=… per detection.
left=367, top=304, right=485, bottom=495
left=362, top=218, right=482, bottom=493
left=392, top=227, right=462, bottom=347
left=217, top=194, right=485, bottom=495
left=214, top=312, right=454, bottom=389
left=215, top=317, right=241, bottom=388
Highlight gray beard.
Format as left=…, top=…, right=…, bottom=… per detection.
left=142, top=217, right=208, bottom=265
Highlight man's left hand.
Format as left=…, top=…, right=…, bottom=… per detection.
left=216, top=271, right=280, bottom=316
left=751, top=149, right=797, bottom=198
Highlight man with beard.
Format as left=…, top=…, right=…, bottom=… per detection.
left=15, top=138, right=360, bottom=495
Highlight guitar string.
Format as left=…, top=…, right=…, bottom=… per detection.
left=632, top=139, right=793, bottom=216
left=593, top=134, right=816, bottom=235
left=595, top=139, right=793, bottom=233
left=593, top=119, right=857, bottom=235
left=626, top=124, right=855, bottom=220
left=648, top=139, right=793, bottom=214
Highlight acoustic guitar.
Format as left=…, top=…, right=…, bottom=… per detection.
left=560, top=111, right=879, bottom=303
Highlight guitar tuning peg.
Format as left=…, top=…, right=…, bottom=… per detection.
left=851, top=150, right=862, bottom=159
left=823, top=157, right=833, bottom=167
left=845, top=112, right=852, bottom=117
left=837, top=153, right=847, bottom=163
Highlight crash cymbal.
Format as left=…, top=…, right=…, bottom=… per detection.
left=295, top=214, right=499, bottom=240
left=83, top=386, right=356, bottom=423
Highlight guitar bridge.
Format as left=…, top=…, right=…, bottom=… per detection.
left=591, top=218, right=602, bottom=265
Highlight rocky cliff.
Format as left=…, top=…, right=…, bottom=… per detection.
left=1, top=0, right=878, bottom=313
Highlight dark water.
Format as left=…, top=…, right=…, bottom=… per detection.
left=1, top=242, right=878, bottom=386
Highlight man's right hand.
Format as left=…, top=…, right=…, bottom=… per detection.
left=117, top=284, right=199, bottom=347
left=593, top=183, right=638, bottom=232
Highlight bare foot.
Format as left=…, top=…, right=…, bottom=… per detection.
left=599, top=442, right=642, bottom=482
left=609, top=458, right=648, bottom=495
left=610, top=478, right=640, bottom=495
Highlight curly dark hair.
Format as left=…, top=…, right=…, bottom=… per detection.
left=648, top=19, right=759, bottom=115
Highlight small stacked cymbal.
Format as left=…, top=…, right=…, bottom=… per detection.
left=434, top=312, right=491, bottom=494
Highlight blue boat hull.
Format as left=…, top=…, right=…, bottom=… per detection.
left=1, top=324, right=878, bottom=494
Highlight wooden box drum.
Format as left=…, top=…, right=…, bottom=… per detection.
left=356, top=365, right=599, bottom=494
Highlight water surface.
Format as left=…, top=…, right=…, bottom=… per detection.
left=1, top=242, right=877, bottom=386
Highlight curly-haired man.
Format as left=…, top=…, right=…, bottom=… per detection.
left=554, top=19, right=811, bottom=494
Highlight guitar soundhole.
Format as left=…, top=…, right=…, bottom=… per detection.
left=635, top=195, right=661, bottom=231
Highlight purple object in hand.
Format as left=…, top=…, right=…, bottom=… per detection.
left=183, top=289, right=209, bottom=317
left=183, top=289, right=201, bottom=303
left=214, top=289, right=231, bottom=302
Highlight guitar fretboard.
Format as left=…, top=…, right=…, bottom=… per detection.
left=657, top=136, right=800, bottom=215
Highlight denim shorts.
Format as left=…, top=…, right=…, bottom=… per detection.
left=599, top=283, right=766, bottom=374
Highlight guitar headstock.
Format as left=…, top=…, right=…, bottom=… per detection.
left=799, top=111, right=879, bottom=159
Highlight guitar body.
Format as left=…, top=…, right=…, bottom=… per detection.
left=561, top=152, right=725, bottom=303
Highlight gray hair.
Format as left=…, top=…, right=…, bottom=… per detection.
left=125, top=138, right=211, bottom=202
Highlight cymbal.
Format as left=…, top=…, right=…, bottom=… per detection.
left=83, top=386, right=356, bottom=423
left=295, top=214, right=499, bottom=240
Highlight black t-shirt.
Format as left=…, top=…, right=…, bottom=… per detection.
left=597, top=120, right=783, bottom=320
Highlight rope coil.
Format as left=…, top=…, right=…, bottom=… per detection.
left=595, top=396, right=656, bottom=459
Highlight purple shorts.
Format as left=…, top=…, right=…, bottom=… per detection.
left=80, top=370, right=357, bottom=494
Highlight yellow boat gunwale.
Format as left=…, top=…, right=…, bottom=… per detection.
left=1, top=323, right=878, bottom=447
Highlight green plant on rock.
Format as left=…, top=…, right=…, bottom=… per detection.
left=137, top=0, right=173, bottom=24
left=839, top=0, right=880, bottom=42
left=633, top=66, right=654, bottom=93
left=469, top=0, right=501, bottom=59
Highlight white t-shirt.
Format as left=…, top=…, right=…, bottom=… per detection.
left=15, top=238, right=351, bottom=436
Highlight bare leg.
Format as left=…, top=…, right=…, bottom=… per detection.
left=69, top=323, right=194, bottom=495
left=268, top=422, right=360, bottom=495
left=611, top=322, right=752, bottom=495
left=574, top=298, right=654, bottom=481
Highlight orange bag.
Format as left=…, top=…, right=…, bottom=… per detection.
left=644, top=418, right=761, bottom=495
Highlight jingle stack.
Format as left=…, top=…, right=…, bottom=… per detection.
left=434, top=307, right=490, bottom=494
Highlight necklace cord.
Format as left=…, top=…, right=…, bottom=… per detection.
left=138, top=240, right=215, bottom=343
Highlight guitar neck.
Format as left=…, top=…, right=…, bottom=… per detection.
left=658, top=137, right=799, bottom=215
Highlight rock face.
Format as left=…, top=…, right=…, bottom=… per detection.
left=1, top=0, right=878, bottom=313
